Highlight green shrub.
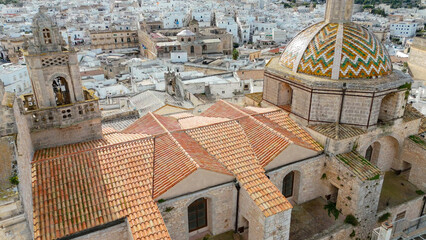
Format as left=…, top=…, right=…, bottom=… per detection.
left=344, top=214, right=359, bottom=226
left=350, top=230, right=356, bottom=238
left=378, top=212, right=391, bottom=223
left=324, top=202, right=340, bottom=220
left=416, top=190, right=425, bottom=195
left=9, top=174, right=19, bottom=185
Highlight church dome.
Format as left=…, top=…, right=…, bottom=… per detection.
left=279, top=22, right=392, bottom=80
left=177, top=30, right=195, bottom=36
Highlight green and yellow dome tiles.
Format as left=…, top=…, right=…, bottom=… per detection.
left=279, top=22, right=392, bottom=80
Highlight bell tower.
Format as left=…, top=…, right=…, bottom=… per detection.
left=24, top=6, right=84, bottom=108
left=324, top=0, right=354, bottom=23
left=21, top=7, right=102, bottom=150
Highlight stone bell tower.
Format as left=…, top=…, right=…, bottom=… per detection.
left=24, top=6, right=84, bottom=108
left=324, top=0, right=354, bottom=23
left=20, top=7, right=102, bottom=150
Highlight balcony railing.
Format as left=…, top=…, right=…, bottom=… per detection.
left=24, top=100, right=101, bottom=130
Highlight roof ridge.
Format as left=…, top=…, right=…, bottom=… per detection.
left=149, top=112, right=200, bottom=169
left=221, top=100, right=294, bottom=144
left=185, top=120, right=246, bottom=176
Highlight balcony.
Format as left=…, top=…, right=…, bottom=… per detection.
left=23, top=100, right=101, bottom=130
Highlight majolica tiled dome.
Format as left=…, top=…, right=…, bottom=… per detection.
left=280, top=22, right=392, bottom=80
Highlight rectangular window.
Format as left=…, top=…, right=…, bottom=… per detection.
left=283, top=172, right=294, bottom=197
left=188, top=198, right=207, bottom=232
left=395, top=211, right=406, bottom=221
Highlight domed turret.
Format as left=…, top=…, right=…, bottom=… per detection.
left=279, top=0, right=392, bottom=80
left=263, top=0, right=411, bottom=129
left=279, top=22, right=392, bottom=80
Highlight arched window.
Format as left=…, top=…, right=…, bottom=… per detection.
left=52, top=77, right=71, bottom=106
left=42, top=28, right=52, bottom=44
left=190, top=46, right=194, bottom=54
left=188, top=198, right=207, bottom=232
left=282, top=171, right=294, bottom=198
left=365, top=145, right=373, bottom=161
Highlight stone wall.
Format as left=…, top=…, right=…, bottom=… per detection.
left=377, top=195, right=425, bottom=224
left=0, top=105, right=17, bottom=136
left=341, top=94, right=374, bottom=126
left=158, top=183, right=236, bottom=240
left=238, top=187, right=266, bottom=240
left=264, top=209, right=292, bottom=240
left=30, top=117, right=102, bottom=150
left=326, top=156, right=383, bottom=238
left=310, top=92, right=341, bottom=123
left=378, top=91, right=406, bottom=122
left=263, top=75, right=280, bottom=105
left=291, top=87, right=310, bottom=120
left=0, top=136, right=15, bottom=187
left=357, top=119, right=421, bottom=171
left=73, top=222, right=132, bottom=240
left=25, top=100, right=101, bottom=131
left=263, top=70, right=411, bottom=129
left=267, top=155, right=329, bottom=205
left=408, top=38, right=426, bottom=81
left=399, top=138, right=426, bottom=191
left=13, top=100, right=35, bottom=236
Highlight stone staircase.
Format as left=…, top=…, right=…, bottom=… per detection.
left=0, top=190, right=31, bottom=240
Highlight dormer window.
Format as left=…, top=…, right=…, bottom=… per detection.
left=43, top=28, right=52, bottom=44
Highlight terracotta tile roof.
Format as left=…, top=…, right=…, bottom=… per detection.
left=263, top=111, right=323, bottom=151
left=244, top=92, right=264, bottom=104
left=335, top=151, right=382, bottom=181
left=153, top=134, right=198, bottom=198
left=169, top=112, right=195, bottom=120
left=102, top=115, right=139, bottom=131
left=178, top=116, right=230, bottom=129
left=123, top=113, right=167, bottom=135
left=32, top=136, right=170, bottom=240
left=172, top=131, right=231, bottom=176
left=403, top=104, right=423, bottom=123
left=237, top=116, right=290, bottom=166
left=186, top=121, right=292, bottom=217
left=201, top=100, right=256, bottom=119
left=244, top=105, right=277, bottom=114
left=32, top=100, right=323, bottom=239
left=309, top=123, right=366, bottom=140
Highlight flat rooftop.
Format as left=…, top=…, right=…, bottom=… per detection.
left=378, top=171, right=423, bottom=211
left=290, top=197, right=344, bottom=240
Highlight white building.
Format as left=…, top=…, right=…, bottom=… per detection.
left=0, top=63, right=32, bottom=95
left=216, top=15, right=239, bottom=43
left=390, top=22, right=418, bottom=38
left=162, top=12, right=187, bottom=29
left=191, top=9, right=212, bottom=27
left=272, top=29, right=287, bottom=43
left=171, top=51, right=188, bottom=63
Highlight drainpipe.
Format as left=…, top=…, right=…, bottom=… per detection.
left=416, top=196, right=426, bottom=231
left=234, top=181, right=241, bottom=233
left=420, top=196, right=426, bottom=218
left=336, top=83, right=347, bottom=139
left=338, top=83, right=347, bottom=124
